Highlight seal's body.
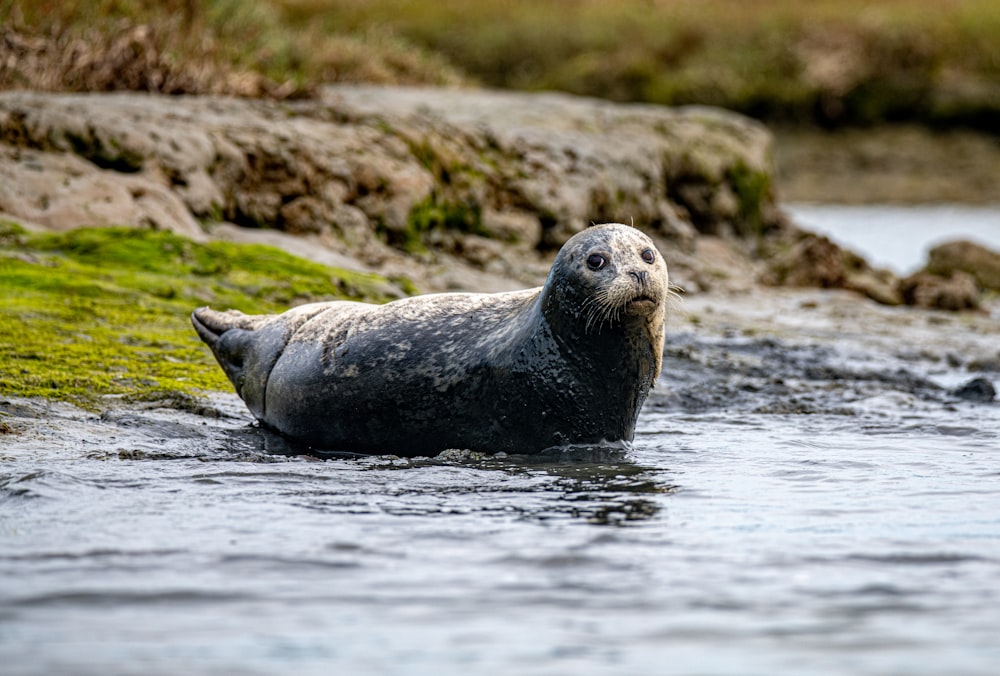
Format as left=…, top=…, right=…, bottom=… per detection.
left=192, top=223, right=668, bottom=456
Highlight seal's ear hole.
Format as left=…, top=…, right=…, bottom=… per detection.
left=641, top=248, right=656, bottom=264
left=587, top=254, right=607, bottom=271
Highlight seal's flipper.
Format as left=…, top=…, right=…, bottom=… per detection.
left=191, top=308, right=256, bottom=399
left=191, top=307, right=284, bottom=419
left=191, top=306, right=327, bottom=420
left=191, top=307, right=230, bottom=349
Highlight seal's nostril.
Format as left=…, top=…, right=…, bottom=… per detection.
left=629, top=270, right=648, bottom=288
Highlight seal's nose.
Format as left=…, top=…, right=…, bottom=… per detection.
left=629, top=270, right=649, bottom=289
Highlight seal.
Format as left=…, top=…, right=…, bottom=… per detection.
left=191, top=223, right=668, bottom=456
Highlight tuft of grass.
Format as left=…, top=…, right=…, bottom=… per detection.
left=727, top=162, right=773, bottom=239
left=0, top=222, right=404, bottom=409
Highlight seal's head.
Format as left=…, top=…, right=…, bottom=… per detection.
left=542, top=223, right=669, bottom=377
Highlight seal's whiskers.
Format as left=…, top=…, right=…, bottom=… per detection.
left=582, top=280, right=649, bottom=334
left=666, top=283, right=684, bottom=311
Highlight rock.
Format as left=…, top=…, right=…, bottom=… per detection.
left=763, top=232, right=846, bottom=288
left=0, top=145, right=204, bottom=240
left=762, top=229, right=909, bottom=306
left=926, top=240, right=1000, bottom=291
left=952, top=377, right=996, bottom=403
left=898, top=271, right=980, bottom=311
left=0, top=86, right=782, bottom=291
left=967, top=355, right=1000, bottom=373
left=845, top=270, right=903, bottom=306
left=479, top=208, right=542, bottom=246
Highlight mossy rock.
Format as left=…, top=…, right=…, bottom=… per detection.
left=0, top=223, right=406, bottom=410
left=727, top=162, right=772, bottom=238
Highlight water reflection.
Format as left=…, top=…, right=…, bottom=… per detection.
left=217, top=422, right=674, bottom=526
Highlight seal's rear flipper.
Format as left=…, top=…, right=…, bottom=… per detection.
left=191, top=307, right=308, bottom=420
left=191, top=307, right=258, bottom=394
left=191, top=307, right=228, bottom=348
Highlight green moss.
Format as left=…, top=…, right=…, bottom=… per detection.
left=409, top=195, right=482, bottom=235
left=377, top=194, right=484, bottom=253
left=410, top=140, right=440, bottom=175
left=727, top=162, right=771, bottom=239
left=0, top=224, right=406, bottom=410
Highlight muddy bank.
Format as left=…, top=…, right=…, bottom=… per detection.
left=2, top=87, right=998, bottom=429
left=4, top=86, right=988, bottom=310
left=657, top=289, right=1000, bottom=413
left=0, top=86, right=781, bottom=295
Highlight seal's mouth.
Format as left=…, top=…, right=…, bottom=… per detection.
left=625, top=295, right=659, bottom=313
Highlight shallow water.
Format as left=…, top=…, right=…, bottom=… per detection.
left=2, top=321, right=999, bottom=675
left=784, top=203, right=1000, bottom=274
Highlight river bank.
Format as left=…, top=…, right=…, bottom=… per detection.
left=5, top=278, right=998, bottom=456
left=2, top=86, right=999, bottom=417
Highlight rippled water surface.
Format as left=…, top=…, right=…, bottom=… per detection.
left=3, top=315, right=999, bottom=675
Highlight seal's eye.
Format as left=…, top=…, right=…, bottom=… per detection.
left=641, top=248, right=656, bottom=264
left=586, top=254, right=607, bottom=271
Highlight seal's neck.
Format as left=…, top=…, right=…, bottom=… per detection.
left=537, top=289, right=658, bottom=433
left=539, top=282, right=655, bottom=361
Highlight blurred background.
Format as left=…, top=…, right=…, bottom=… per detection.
left=3, top=0, right=999, bottom=270
left=4, top=0, right=999, bottom=128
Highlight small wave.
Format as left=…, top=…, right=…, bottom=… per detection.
left=7, top=589, right=249, bottom=608
left=0, top=548, right=184, bottom=562
left=847, top=552, right=990, bottom=566
left=217, top=553, right=361, bottom=572
left=0, top=470, right=93, bottom=502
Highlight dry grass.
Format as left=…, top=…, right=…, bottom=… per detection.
left=0, top=0, right=466, bottom=98
left=1, top=0, right=998, bottom=127
left=308, top=0, right=1000, bottom=127
left=0, top=22, right=299, bottom=98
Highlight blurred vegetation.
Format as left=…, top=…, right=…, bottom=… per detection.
left=0, top=0, right=466, bottom=99
left=2, top=0, right=999, bottom=129
left=0, top=222, right=401, bottom=408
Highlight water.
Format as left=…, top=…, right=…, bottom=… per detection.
left=4, top=205, right=1000, bottom=674
left=785, top=203, right=1000, bottom=274
left=3, top=311, right=999, bottom=675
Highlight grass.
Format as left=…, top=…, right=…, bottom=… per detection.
left=0, top=0, right=466, bottom=98
left=322, top=0, right=1000, bottom=129
left=0, top=222, right=402, bottom=409
left=5, top=0, right=997, bottom=128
